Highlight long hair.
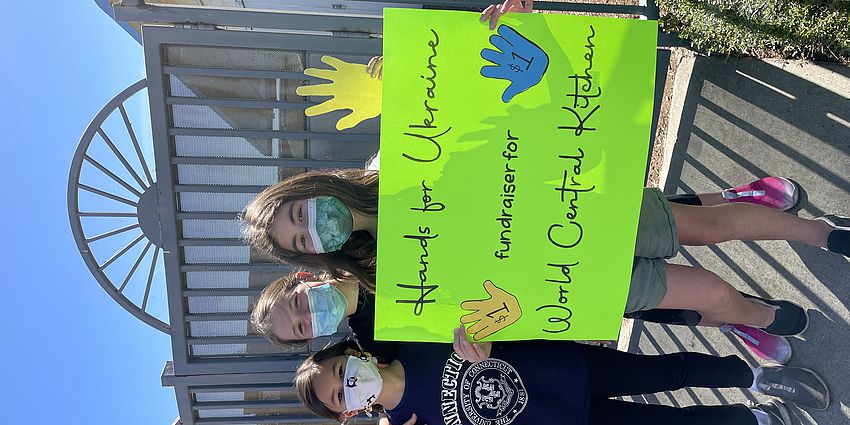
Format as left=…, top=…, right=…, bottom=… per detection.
left=241, top=169, right=380, bottom=291
left=251, top=271, right=362, bottom=347
left=250, top=272, right=306, bottom=348
left=294, top=339, right=363, bottom=422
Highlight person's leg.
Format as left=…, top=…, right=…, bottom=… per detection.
left=631, top=190, right=771, bottom=328
left=627, top=260, right=779, bottom=329
left=577, top=342, right=753, bottom=398
left=657, top=263, right=776, bottom=327
left=657, top=186, right=849, bottom=257
left=671, top=201, right=832, bottom=247
left=646, top=181, right=846, bottom=254
left=655, top=264, right=808, bottom=336
left=698, top=192, right=725, bottom=206
left=578, top=343, right=830, bottom=413
left=625, top=309, right=793, bottom=363
left=588, top=399, right=756, bottom=425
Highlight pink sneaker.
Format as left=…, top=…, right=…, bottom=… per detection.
left=721, top=324, right=792, bottom=364
left=722, top=177, right=799, bottom=211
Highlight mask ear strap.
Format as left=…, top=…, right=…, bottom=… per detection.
left=340, top=409, right=361, bottom=424
left=357, top=346, right=374, bottom=362
left=341, top=339, right=372, bottom=361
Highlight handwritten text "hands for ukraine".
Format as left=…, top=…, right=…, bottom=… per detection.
left=395, top=29, right=449, bottom=316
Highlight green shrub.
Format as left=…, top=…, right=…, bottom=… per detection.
left=658, top=0, right=850, bottom=63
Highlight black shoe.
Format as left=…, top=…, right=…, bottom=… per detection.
left=752, top=401, right=796, bottom=425
left=756, top=365, right=830, bottom=410
left=817, top=215, right=850, bottom=257
left=740, top=292, right=809, bottom=337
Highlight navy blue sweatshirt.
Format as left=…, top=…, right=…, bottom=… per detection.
left=385, top=341, right=589, bottom=425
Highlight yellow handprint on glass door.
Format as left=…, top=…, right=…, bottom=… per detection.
left=295, top=56, right=382, bottom=131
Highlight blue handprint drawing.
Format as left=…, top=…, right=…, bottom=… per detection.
left=481, top=24, right=550, bottom=103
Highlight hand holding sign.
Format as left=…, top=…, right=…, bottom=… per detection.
left=480, top=24, right=549, bottom=103
left=480, top=0, right=534, bottom=31
left=460, top=280, right=522, bottom=340
left=366, top=55, right=383, bottom=80
left=296, top=55, right=382, bottom=131
left=453, top=324, right=493, bottom=362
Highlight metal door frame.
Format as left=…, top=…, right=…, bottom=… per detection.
left=143, top=24, right=382, bottom=377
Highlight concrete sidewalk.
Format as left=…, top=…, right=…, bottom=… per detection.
left=626, top=55, right=850, bottom=424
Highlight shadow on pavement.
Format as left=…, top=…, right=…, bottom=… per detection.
left=631, top=56, right=850, bottom=424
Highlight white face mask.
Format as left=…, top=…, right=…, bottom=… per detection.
left=343, top=355, right=383, bottom=413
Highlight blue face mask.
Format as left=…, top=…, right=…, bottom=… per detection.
left=306, top=283, right=349, bottom=337
left=307, top=196, right=354, bottom=253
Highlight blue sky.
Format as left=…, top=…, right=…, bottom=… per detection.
left=1, top=2, right=176, bottom=424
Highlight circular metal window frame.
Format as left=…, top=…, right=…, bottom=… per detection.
left=67, top=79, right=170, bottom=333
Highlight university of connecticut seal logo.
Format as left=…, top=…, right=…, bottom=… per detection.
left=459, top=359, right=527, bottom=425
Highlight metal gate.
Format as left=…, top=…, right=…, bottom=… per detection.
left=143, top=22, right=382, bottom=424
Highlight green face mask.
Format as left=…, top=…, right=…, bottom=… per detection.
left=306, top=196, right=354, bottom=253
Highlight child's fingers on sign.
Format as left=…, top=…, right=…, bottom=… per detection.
left=481, top=0, right=533, bottom=31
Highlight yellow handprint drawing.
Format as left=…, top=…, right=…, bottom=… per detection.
left=460, top=280, right=522, bottom=341
left=295, top=55, right=382, bottom=131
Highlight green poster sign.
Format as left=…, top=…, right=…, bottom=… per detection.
left=375, top=9, right=658, bottom=342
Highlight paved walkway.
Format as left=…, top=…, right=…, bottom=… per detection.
left=626, top=55, right=850, bottom=424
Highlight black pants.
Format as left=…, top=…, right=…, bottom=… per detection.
left=578, top=344, right=756, bottom=425
left=666, top=193, right=703, bottom=206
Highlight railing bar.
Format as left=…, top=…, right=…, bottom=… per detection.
left=195, top=416, right=330, bottom=424
left=177, top=212, right=239, bottom=220
left=179, top=238, right=244, bottom=247
left=118, top=104, right=155, bottom=186
left=192, top=400, right=304, bottom=410
left=78, top=212, right=137, bottom=217
left=181, top=263, right=292, bottom=272
left=188, top=336, right=268, bottom=344
left=166, top=96, right=315, bottom=110
left=183, top=288, right=262, bottom=297
left=168, top=128, right=379, bottom=142
left=118, top=240, right=153, bottom=293
left=141, top=246, right=161, bottom=311
left=96, top=128, right=148, bottom=190
left=171, top=156, right=361, bottom=167
left=174, top=184, right=266, bottom=193
left=190, top=384, right=293, bottom=393
left=163, top=66, right=319, bottom=81
left=78, top=183, right=138, bottom=207
left=85, top=223, right=140, bottom=243
left=99, top=233, right=146, bottom=271
left=83, top=155, right=143, bottom=197
left=185, top=313, right=251, bottom=322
